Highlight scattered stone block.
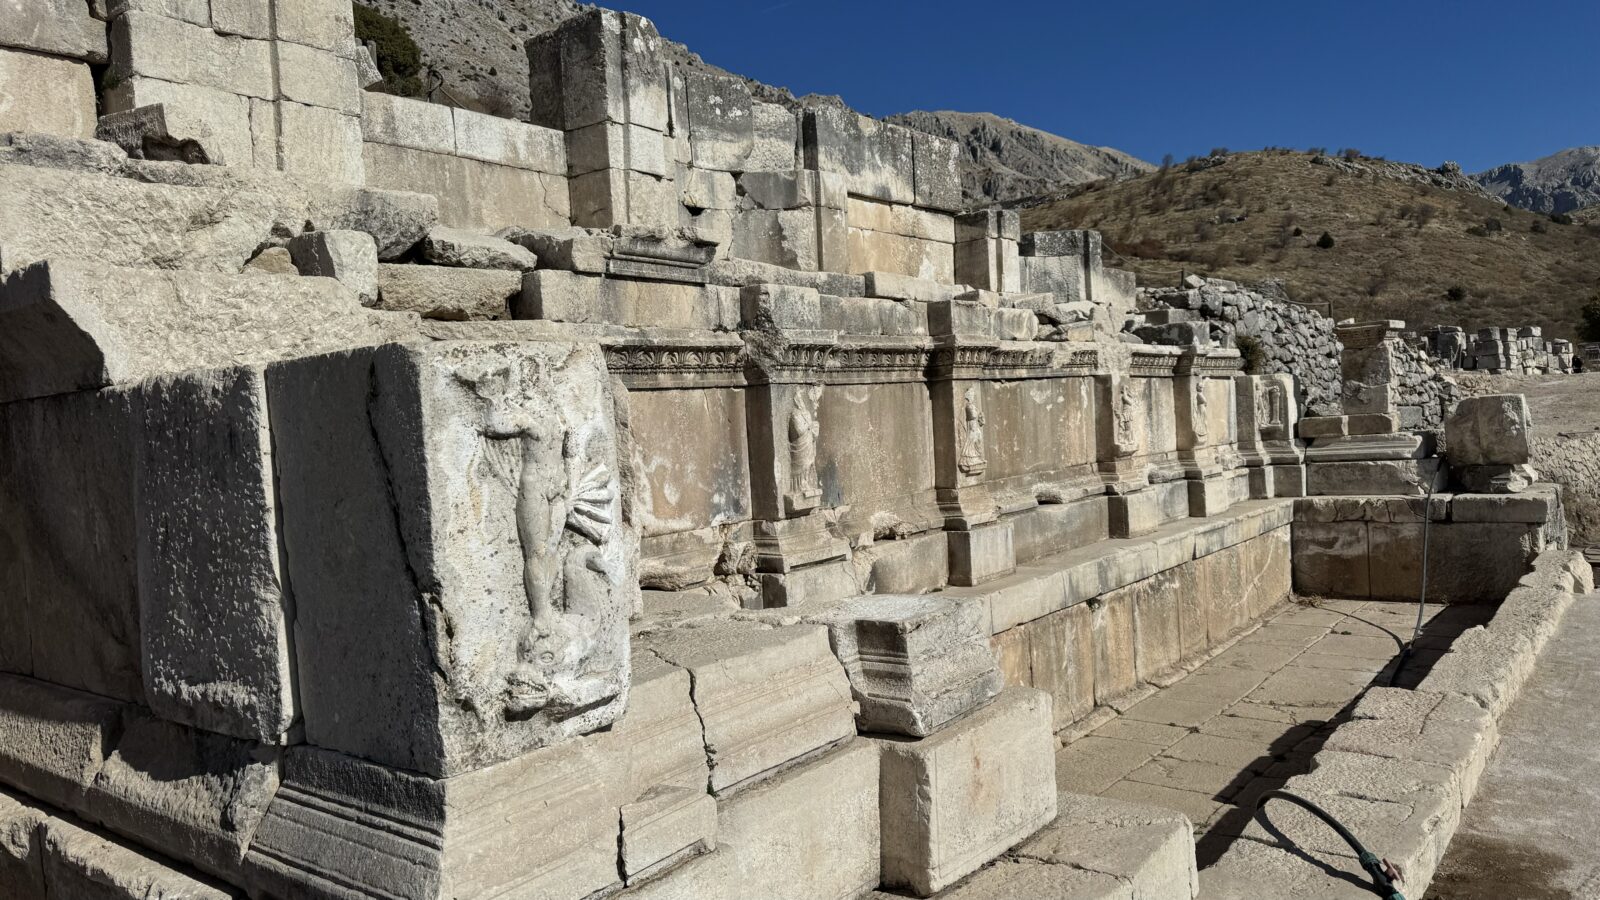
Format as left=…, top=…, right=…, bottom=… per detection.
left=0, top=49, right=97, bottom=140
left=420, top=226, right=539, bottom=271
left=504, top=226, right=615, bottom=273
left=267, top=341, right=635, bottom=777
left=376, top=263, right=518, bottom=320
left=800, top=594, right=1002, bottom=737
left=637, top=621, right=856, bottom=794
left=287, top=229, right=379, bottom=305
left=1446, top=393, right=1532, bottom=466
left=878, top=688, right=1056, bottom=896
left=135, top=365, right=295, bottom=742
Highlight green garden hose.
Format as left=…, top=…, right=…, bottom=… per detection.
left=1256, top=789, right=1407, bottom=899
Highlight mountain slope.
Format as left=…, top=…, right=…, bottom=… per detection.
left=1024, top=151, right=1600, bottom=339
left=1474, top=147, right=1600, bottom=215
left=886, top=110, right=1152, bottom=206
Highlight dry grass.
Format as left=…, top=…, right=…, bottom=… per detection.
left=1022, top=151, right=1600, bottom=339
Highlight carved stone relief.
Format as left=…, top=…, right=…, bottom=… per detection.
left=957, top=385, right=987, bottom=477
left=787, top=383, right=824, bottom=503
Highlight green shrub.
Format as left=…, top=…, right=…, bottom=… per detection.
left=1315, top=231, right=1335, bottom=249
left=1235, top=334, right=1266, bottom=374
left=1446, top=285, right=1467, bottom=303
left=354, top=3, right=424, bottom=98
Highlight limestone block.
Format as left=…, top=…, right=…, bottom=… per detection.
left=1017, top=792, right=1198, bottom=900
left=622, top=739, right=880, bottom=900
left=0, top=789, right=47, bottom=900
left=274, top=41, right=360, bottom=115
left=267, top=341, right=635, bottom=777
left=287, top=229, right=379, bottom=305
left=620, top=786, right=716, bottom=884
left=683, top=70, right=753, bottom=172
left=0, top=0, right=108, bottom=61
left=517, top=270, right=740, bottom=330
left=741, top=282, right=822, bottom=331
left=243, top=741, right=623, bottom=900
left=681, top=167, right=738, bottom=210
left=41, top=815, right=233, bottom=900
left=1093, top=592, right=1138, bottom=704
left=103, top=76, right=256, bottom=167
left=135, top=366, right=295, bottom=742
left=637, top=621, right=856, bottom=794
left=81, top=711, right=279, bottom=881
left=747, top=101, right=798, bottom=172
left=1368, top=521, right=1538, bottom=603
left=527, top=9, right=666, bottom=132
left=0, top=387, right=143, bottom=700
left=0, top=49, right=96, bottom=140
left=877, top=688, right=1055, bottom=896
left=755, top=557, right=860, bottom=608
left=277, top=102, right=364, bottom=184
left=1323, top=688, right=1497, bottom=805
left=505, top=226, right=615, bottom=273
left=730, top=207, right=819, bottom=270
left=361, top=91, right=456, bottom=156
left=0, top=259, right=414, bottom=404
left=1306, top=459, right=1444, bottom=496
left=210, top=0, right=271, bottom=39
left=602, top=651, right=710, bottom=796
left=1291, top=520, right=1369, bottom=597
left=568, top=166, right=678, bottom=228
left=911, top=131, right=962, bottom=212
left=803, top=106, right=916, bottom=205
left=800, top=594, right=1002, bottom=737
left=1455, top=463, right=1537, bottom=494
left=566, top=120, right=669, bottom=177
left=1028, top=603, right=1095, bottom=727
left=1446, top=394, right=1532, bottom=466
left=420, top=226, right=539, bottom=271
left=939, top=860, right=1130, bottom=898
left=0, top=152, right=437, bottom=268
left=374, top=263, right=518, bottom=320
left=452, top=107, right=566, bottom=173
left=0, top=675, right=121, bottom=812
left=361, top=141, right=569, bottom=232
left=96, top=104, right=222, bottom=164
left=110, top=12, right=274, bottom=100
left=948, top=523, right=1016, bottom=586
left=272, top=0, right=355, bottom=53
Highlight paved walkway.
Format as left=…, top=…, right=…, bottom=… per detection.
left=1054, top=597, right=1493, bottom=867
left=1425, top=593, right=1600, bottom=900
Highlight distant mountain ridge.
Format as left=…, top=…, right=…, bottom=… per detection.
left=1474, top=146, right=1600, bottom=215
left=886, top=110, right=1153, bottom=206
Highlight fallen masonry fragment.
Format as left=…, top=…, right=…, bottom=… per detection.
left=0, top=2, right=1581, bottom=899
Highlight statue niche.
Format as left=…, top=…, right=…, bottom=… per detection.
left=787, top=383, right=824, bottom=503
left=1113, top=379, right=1139, bottom=457
left=957, top=385, right=987, bottom=477
left=1193, top=379, right=1211, bottom=441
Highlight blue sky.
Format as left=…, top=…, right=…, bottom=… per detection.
left=616, top=0, right=1598, bottom=173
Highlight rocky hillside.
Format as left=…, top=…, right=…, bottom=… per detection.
left=885, top=111, right=1152, bottom=206
left=1474, top=147, right=1600, bottom=215
left=1024, top=150, right=1600, bottom=339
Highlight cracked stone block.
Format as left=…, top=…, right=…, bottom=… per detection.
left=288, top=229, right=379, bottom=306
left=799, top=594, right=1002, bottom=737
left=1016, top=791, right=1198, bottom=900
left=619, top=786, right=716, bottom=885
left=135, top=365, right=295, bottom=742
left=267, top=341, right=636, bottom=777
left=1323, top=687, right=1498, bottom=805
left=0, top=675, right=121, bottom=813
left=623, top=739, right=880, bottom=900
left=110, top=12, right=274, bottom=101
left=1417, top=626, right=1537, bottom=720
left=802, top=106, right=915, bottom=205
left=0, top=789, right=48, bottom=900
left=376, top=263, right=519, bottom=320
left=636, top=620, right=856, bottom=795
left=683, top=70, right=753, bottom=172
left=421, top=227, right=539, bottom=272
left=0, top=49, right=97, bottom=140
left=1446, top=393, right=1532, bottom=467
left=878, top=688, right=1057, bottom=896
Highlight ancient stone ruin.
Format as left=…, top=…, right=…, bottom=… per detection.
left=1421, top=325, right=1578, bottom=375
left=0, top=3, right=1590, bottom=899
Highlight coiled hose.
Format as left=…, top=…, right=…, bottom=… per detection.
left=1256, top=789, right=1407, bottom=899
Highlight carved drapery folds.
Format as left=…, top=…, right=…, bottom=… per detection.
left=956, top=385, right=987, bottom=477
left=787, top=383, right=824, bottom=502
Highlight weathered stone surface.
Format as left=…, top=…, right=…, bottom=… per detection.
left=800, top=594, right=1002, bottom=737
left=620, top=786, right=716, bottom=884
left=0, top=0, right=108, bottom=61
left=363, top=141, right=569, bottom=232
left=1323, top=687, right=1497, bottom=805
left=518, top=270, right=740, bottom=330
left=682, top=70, right=753, bottom=172
left=268, top=341, right=635, bottom=777
left=503, top=226, right=615, bottom=273
left=42, top=814, right=233, bottom=900
left=0, top=156, right=437, bottom=270
left=911, top=131, right=962, bottom=212
left=110, top=12, right=274, bottom=100
left=103, top=76, right=257, bottom=168
left=1306, top=458, right=1444, bottom=496
left=244, top=740, right=623, bottom=900
left=803, top=106, right=915, bottom=205
left=1017, top=791, right=1199, bottom=900
left=274, top=40, right=360, bottom=115
left=421, top=226, right=540, bottom=271
left=287, top=229, right=379, bottom=306
left=277, top=101, right=365, bottom=184
left=1291, top=521, right=1369, bottom=597
left=0, top=49, right=96, bottom=140
left=1446, top=393, right=1532, bottom=467
left=95, top=104, right=217, bottom=164
left=0, top=789, right=47, bottom=900
left=948, top=523, right=1017, bottom=586
left=376, top=263, right=518, bottom=320
left=623, top=739, right=881, bottom=900
left=136, top=366, right=294, bottom=742
left=1417, top=626, right=1536, bottom=720
left=81, top=711, right=279, bottom=882
left=637, top=620, right=856, bottom=794
left=0, top=675, right=120, bottom=812
left=0, top=259, right=415, bottom=404
left=878, top=688, right=1056, bottom=896
left=747, top=101, right=798, bottom=172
